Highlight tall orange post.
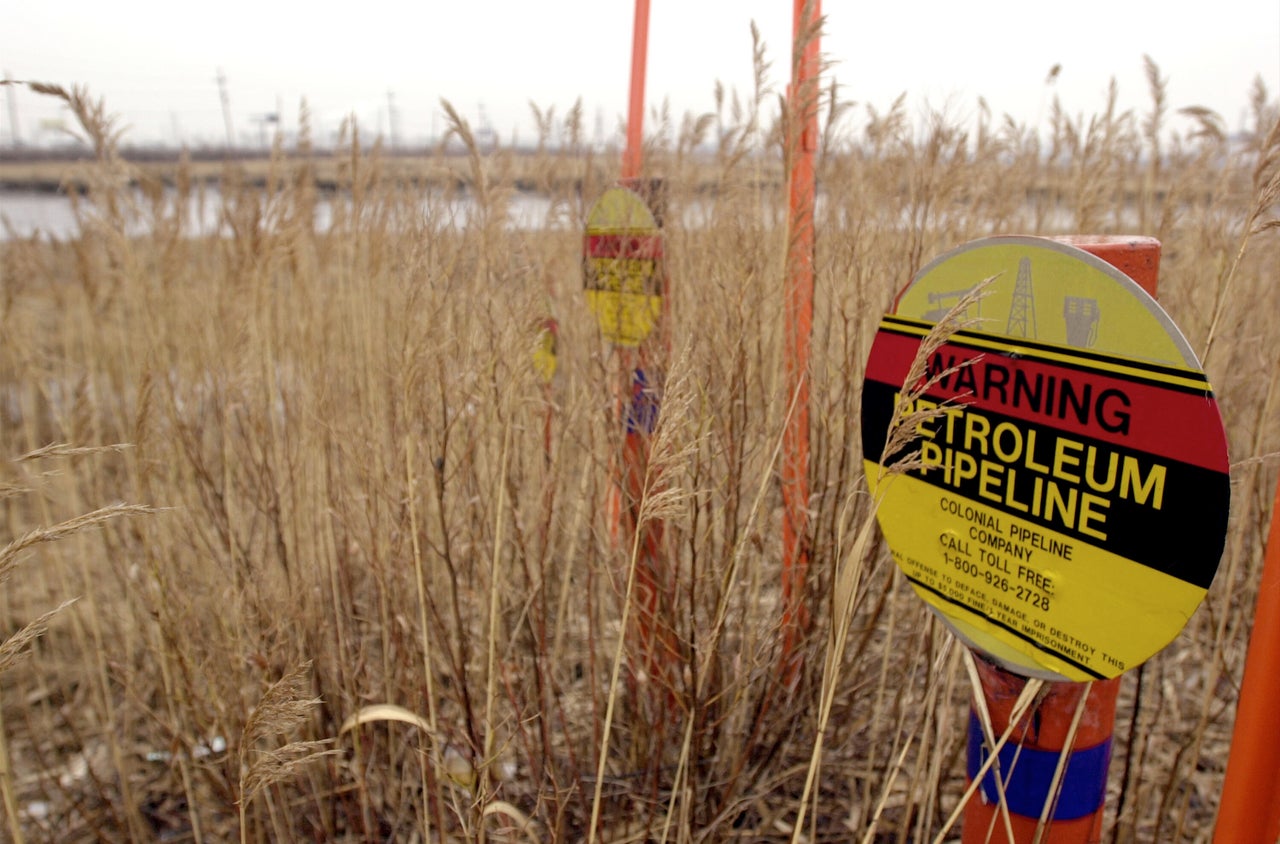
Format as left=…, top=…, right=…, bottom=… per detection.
left=611, top=0, right=675, bottom=695
left=962, top=236, right=1158, bottom=843
left=622, top=0, right=649, bottom=184
left=965, top=658, right=1123, bottom=844
left=780, top=0, right=821, bottom=679
left=1214, top=473, right=1280, bottom=843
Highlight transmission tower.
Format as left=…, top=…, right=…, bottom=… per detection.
left=4, top=69, right=20, bottom=148
left=1006, top=257, right=1038, bottom=338
left=217, top=69, right=235, bottom=150
left=386, top=90, right=399, bottom=149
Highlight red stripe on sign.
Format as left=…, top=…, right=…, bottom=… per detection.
left=585, top=233, right=664, bottom=260
left=864, top=329, right=1228, bottom=473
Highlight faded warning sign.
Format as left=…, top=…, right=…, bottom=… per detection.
left=861, top=236, right=1230, bottom=682
left=533, top=318, right=558, bottom=383
left=583, top=187, right=664, bottom=347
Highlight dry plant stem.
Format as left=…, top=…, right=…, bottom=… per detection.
left=404, top=433, right=443, bottom=841
left=481, top=417, right=514, bottom=841
left=859, top=637, right=956, bottom=844
left=691, top=374, right=803, bottom=817
left=969, top=669, right=1022, bottom=844
left=660, top=711, right=697, bottom=843
left=1032, top=682, right=1092, bottom=844
left=551, top=449, right=594, bottom=667
left=238, top=663, right=334, bottom=843
left=1156, top=363, right=1280, bottom=837
left=0, top=503, right=156, bottom=576
left=861, top=738, right=915, bottom=844
left=0, top=598, right=77, bottom=676
left=927, top=649, right=965, bottom=841
left=587, top=470, right=653, bottom=844
left=0, top=493, right=154, bottom=844
left=906, top=640, right=960, bottom=843
left=1200, top=116, right=1280, bottom=368
left=853, top=564, right=898, bottom=832
left=1161, top=472, right=1258, bottom=837
left=0, top=702, right=24, bottom=844
left=701, top=363, right=804, bottom=785
left=1110, top=663, right=1145, bottom=843
left=74, top=525, right=147, bottom=840
left=791, top=499, right=882, bottom=843
left=933, top=652, right=1046, bottom=844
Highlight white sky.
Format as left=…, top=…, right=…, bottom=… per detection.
left=4, top=1, right=1278, bottom=149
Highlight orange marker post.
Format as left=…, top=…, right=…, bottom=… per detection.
left=780, top=0, right=821, bottom=681
left=599, top=0, right=676, bottom=700
left=963, top=236, right=1159, bottom=844
left=1215, top=473, right=1280, bottom=843
left=965, top=656, right=1123, bottom=844
left=621, top=0, right=649, bottom=184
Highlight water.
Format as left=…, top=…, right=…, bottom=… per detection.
left=0, top=188, right=563, bottom=242
left=2, top=186, right=1140, bottom=245
left=0, top=191, right=81, bottom=240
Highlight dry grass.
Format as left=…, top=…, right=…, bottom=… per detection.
left=0, top=46, right=1277, bottom=843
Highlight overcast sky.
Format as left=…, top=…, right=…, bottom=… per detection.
left=4, top=1, right=1278, bottom=149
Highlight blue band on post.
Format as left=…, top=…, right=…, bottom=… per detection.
left=966, top=712, right=1112, bottom=821
left=626, top=369, right=660, bottom=434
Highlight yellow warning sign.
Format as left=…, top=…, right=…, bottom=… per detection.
left=862, top=237, right=1230, bottom=682
left=532, top=319, right=557, bottom=383
left=583, top=187, right=664, bottom=347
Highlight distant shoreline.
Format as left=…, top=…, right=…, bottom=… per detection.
left=0, top=145, right=1228, bottom=206
left=0, top=146, right=638, bottom=195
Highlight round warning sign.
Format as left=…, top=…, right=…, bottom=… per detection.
left=583, top=187, right=664, bottom=347
left=533, top=318, right=558, bottom=383
left=861, top=236, right=1230, bottom=682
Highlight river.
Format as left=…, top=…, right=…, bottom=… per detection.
left=0, top=188, right=567, bottom=241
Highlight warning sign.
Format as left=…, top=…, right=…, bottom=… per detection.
left=861, top=236, right=1230, bottom=682
left=533, top=318, right=558, bottom=383
left=583, top=187, right=664, bottom=347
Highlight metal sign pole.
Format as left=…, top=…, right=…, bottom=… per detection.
left=1215, top=473, right=1280, bottom=842
left=621, top=0, right=649, bottom=184
left=780, top=0, right=821, bottom=680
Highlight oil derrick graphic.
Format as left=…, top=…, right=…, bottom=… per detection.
left=1063, top=296, right=1100, bottom=347
left=1005, top=257, right=1037, bottom=338
left=923, top=286, right=983, bottom=322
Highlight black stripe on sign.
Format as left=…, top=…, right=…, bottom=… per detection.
left=862, top=377, right=1228, bottom=591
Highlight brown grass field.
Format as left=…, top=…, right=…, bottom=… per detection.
left=0, top=50, right=1278, bottom=843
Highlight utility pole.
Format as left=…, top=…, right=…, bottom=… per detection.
left=386, top=90, right=399, bottom=150
left=4, top=70, right=20, bottom=148
left=217, top=68, right=235, bottom=151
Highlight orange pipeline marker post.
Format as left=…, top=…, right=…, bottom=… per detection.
left=965, top=656, right=1122, bottom=844
left=860, top=236, right=1231, bottom=843
left=621, top=0, right=649, bottom=184
left=1215, top=472, right=1280, bottom=843
left=583, top=0, right=675, bottom=695
left=780, top=0, right=821, bottom=679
